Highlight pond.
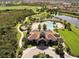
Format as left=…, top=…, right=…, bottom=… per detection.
left=55, top=15, right=79, bottom=29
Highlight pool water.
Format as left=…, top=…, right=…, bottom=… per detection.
left=44, top=21, right=56, bottom=30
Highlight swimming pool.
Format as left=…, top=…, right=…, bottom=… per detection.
left=44, top=21, right=56, bottom=30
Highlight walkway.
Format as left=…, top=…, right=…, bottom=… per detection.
left=17, top=24, right=24, bottom=48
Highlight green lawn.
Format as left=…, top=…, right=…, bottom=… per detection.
left=17, top=31, right=21, bottom=40
left=27, top=45, right=32, bottom=48
left=23, top=32, right=27, bottom=37
left=58, top=26, right=79, bottom=56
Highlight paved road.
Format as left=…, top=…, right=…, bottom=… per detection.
left=21, top=46, right=76, bottom=58
left=17, top=24, right=24, bottom=48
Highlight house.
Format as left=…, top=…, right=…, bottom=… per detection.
left=27, top=30, right=60, bottom=45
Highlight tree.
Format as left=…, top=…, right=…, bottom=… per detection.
left=0, top=9, right=35, bottom=58
left=24, top=22, right=28, bottom=27
left=64, top=23, right=67, bottom=29
left=43, top=24, right=47, bottom=31
left=53, top=21, right=56, bottom=24
left=17, top=48, right=23, bottom=58
left=66, top=47, right=71, bottom=54
left=64, top=20, right=67, bottom=25
left=60, top=19, right=63, bottom=23
left=46, top=14, right=50, bottom=18
left=67, top=23, right=72, bottom=31
left=59, top=48, right=64, bottom=58
left=64, top=22, right=72, bottom=31
left=54, top=25, right=58, bottom=32
left=55, top=40, right=64, bottom=58
left=17, top=17, right=23, bottom=23
left=33, top=52, right=52, bottom=58
left=38, top=24, right=41, bottom=31
left=22, top=37, right=27, bottom=49
left=0, top=28, right=18, bottom=58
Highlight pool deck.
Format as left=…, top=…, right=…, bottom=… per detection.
left=31, top=21, right=64, bottom=31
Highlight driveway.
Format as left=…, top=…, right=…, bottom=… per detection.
left=21, top=46, right=76, bottom=58
left=22, top=46, right=59, bottom=58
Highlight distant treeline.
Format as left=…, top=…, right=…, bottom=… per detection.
left=0, top=2, right=45, bottom=6
left=60, top=11, right=79, bottom=15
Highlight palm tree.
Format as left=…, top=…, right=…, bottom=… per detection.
left=53, top=21, right=56, bottom=24
left=38, top=24, right=41, bottom=31
left=59, top=48, right=64, bottom=58
left=55, top=40, right=64, bottom=58
left=43, top=24, right=47, bottom=31
left=66, top=47, right=71, bottom=54
left=63, top=20, right=67, bottom=29
left=67, top=23, right=71, bottom=31
left=60, top=19, right=63, bottom=23
left=54, top=25, right=58, bottom=32
left=63, top=20, right=67, bottom=25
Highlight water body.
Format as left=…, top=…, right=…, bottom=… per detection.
left=55, top=15, right=79, bottom=29
left=46, top=21, right=54, bottom=30
left=43, top=21, right=56, bottom=30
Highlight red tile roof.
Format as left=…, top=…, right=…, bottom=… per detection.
left=28, top=30, right=57, bottom=41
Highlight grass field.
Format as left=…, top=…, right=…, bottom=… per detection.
left=27, top=45, right=32, bottom=48
left=23, top=32, right=27, bottom=37
left=17, top=31, right=21, bottom=40
left=58, top=26, right=79, bottom=56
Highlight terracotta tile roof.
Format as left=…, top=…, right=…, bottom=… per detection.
left=28, top=31, right=40, bottom=40
left=28, top=30, right=57, bottom=41
left=45, top=31, right=57, bottom=40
